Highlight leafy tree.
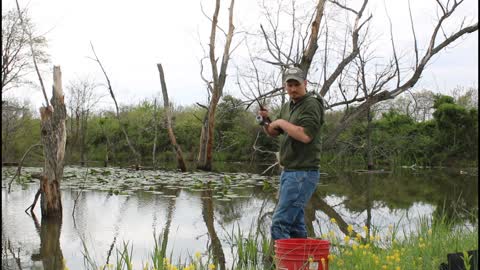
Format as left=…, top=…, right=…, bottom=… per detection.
left=432, top=95, right=478, bottom=162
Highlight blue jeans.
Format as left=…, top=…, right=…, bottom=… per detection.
left=271, top=170, right=320, bottom=240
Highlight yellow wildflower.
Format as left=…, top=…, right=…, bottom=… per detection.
left=362, top=225, right=368, bottom=233
left=328, top=254, right=334, bottom=262
left=208, top=264, right=216, bottom=270
left=382, top=265, right=387, bottom=270
left=344, top=236, right=350, bottom=243
left=330, top=218, right=337, bottom=223
left=195, top=251, right=202, bottom=260
left=347, top=224, right=354, bottom=235
left=396, top=267, right=401, bottom=270
left=183, top=264, right=194, bottom=270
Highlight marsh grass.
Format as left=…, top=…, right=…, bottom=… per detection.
left=328, top=214, right=478, bottom=270
left=80, top=213, right=477, bottom=270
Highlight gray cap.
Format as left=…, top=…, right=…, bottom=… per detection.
left=283, top=67, right=305, bottom=83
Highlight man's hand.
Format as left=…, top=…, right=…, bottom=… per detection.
left=258, top=108, right=269, bottom=119
left=258, top=108, right=280, bottom=136
left=270, top=119, right=312, bottom=144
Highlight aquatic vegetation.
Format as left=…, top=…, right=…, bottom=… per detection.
left=326, top=215, right=478, bottom=270
left=74, top=214, right=477, bottom=270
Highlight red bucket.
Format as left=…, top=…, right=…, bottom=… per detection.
left=274, top=238, right=330, bottom=270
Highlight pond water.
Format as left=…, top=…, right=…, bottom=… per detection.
left=2, top=165, right=478, bottom=269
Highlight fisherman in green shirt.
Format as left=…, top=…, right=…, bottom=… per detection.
left=259, top=66, right=325, bottom=240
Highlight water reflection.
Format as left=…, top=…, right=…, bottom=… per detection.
left=1, top=166, right=477, bottom=269
left=201, top=190, right=226, bottom=270
left=30, top=213, right=64, bottom=270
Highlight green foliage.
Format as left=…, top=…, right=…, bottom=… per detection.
left=431, top=95, right=478, bottom=163
left=323, top=94, right=478, bottom=167
left=2, top=90, right=477, bottom=168
left=214, top=95, right=258, bottom=161
left=326, top=214, right=478, bottom=270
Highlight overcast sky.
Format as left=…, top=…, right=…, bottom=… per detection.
left=2, top=0, right=478, bottom=111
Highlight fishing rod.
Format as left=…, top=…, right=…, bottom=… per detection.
left=255, top=100, right=272, bottom=126
left=249, top=91, right=272, bottom=126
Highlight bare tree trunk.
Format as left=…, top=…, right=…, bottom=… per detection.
left=366, top=107, right=374, bottom=170
left=152, top=98, right=158, bottom=170
left=2, top=119, right=10, bottom=163
left=89, top=42, right=141, bottom=169
left=80, top=110, right=88, bottom=166
left=39, top=66, right=67, bottom=218
left=157, top=63, right=187, bottom=172
left=197, top=0, right=235, bottom=171
left=199, top=95, right=221, bottom=171
left=299, top=0, right=326, bottom=73
left=99, top=119, right=112, bottom=167
left=104, top=143, right=109, bottom=167
left=197, top=113, right=209, bottom=168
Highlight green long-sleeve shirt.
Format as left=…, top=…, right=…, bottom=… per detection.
left=276, top=91, right=324, bottom=170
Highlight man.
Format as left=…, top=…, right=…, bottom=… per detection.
left=259, top=66, right=324, bottom=240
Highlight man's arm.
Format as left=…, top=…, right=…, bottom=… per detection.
left=269, top=119, right=312, bottom=144
left=263, top=123, right=282, bottom=137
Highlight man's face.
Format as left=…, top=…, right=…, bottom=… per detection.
left=285, top=79, right=307, bottom=102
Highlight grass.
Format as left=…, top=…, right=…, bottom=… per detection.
left=78, top=214, right=477, bottom=270
left=327, top=215, right=478, bottom=270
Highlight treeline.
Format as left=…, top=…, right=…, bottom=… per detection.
left=2, top=88, right=478, bottom=169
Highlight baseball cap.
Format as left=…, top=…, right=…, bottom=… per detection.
left=283, top=67, right=305, bottom=83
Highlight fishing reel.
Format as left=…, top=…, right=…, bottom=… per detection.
left=256, top=115, right=272, bottom=126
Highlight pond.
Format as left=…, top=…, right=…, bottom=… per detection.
left=2, top=165, right=478, bottom=269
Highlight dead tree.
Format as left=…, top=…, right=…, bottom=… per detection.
left=38, top=66, right=67, bottom=218
left=156, top=63, right=187, bottom=172
left=1, top=8, right=49, bottom=93
left=322, top=0, right=478, bottom=147
left=15, top=0, right=66, bottom=219
left=89, top=42, right=141, bottom=169
left=152, top=98, right=159, bottom=170
left=255, top=0, right=476, bottom=150
left=197, top=0, right=236, bottom=171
